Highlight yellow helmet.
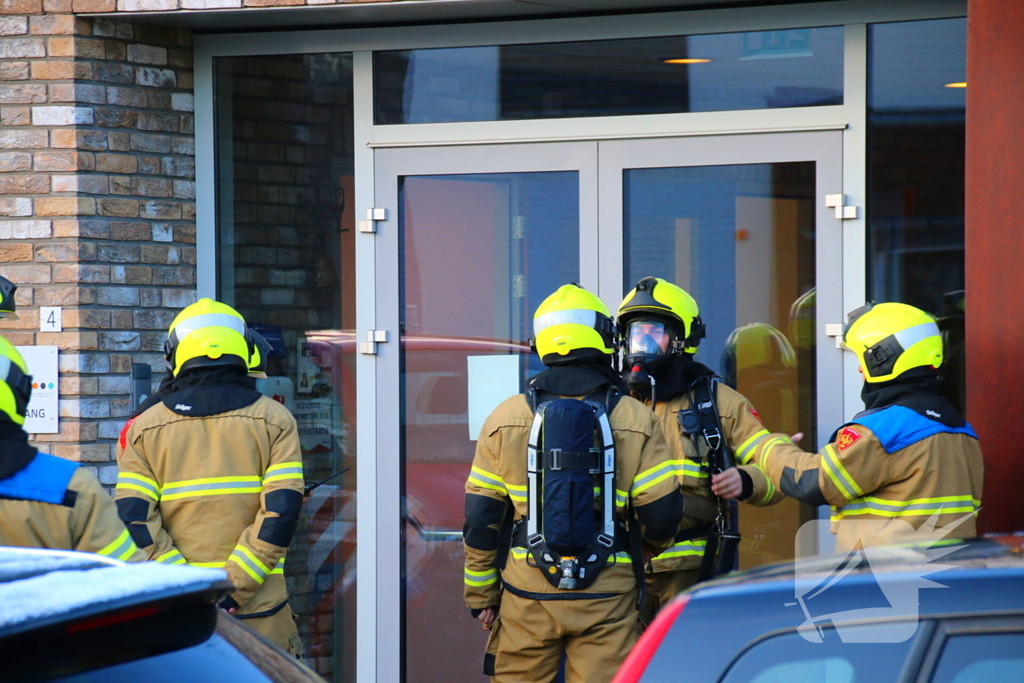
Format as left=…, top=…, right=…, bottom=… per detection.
left=618, top=277, right=705, bottom=357
left=532, top=284, right=614, bottom=365
left=165, top=298, right=252, bottom=377
left=0, top=335, right=32, bottom=426
left=0, top=275, right=18, bottom=319
left=720, top=322, right=796, bottom=389
left=843, top=302, right=942, bottom=383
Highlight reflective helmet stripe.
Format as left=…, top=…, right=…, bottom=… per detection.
left=171, top=312, right=246, bottom=341
left=533, top=308, right=608, bottom=338
left=0, top=356, right=10, bottom=385
left=894, top=321, right=940, bottom=351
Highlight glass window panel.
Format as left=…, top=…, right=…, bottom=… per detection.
left=375, top=27, right=843, bottom=124
left=931, top=633, right=1024, bottom=683
left=399, top=172, right=579, bottom=682
left=214, top=54, right=356, bottom=683
left=868, top=18, right=967, bottom=412
left=720, top=625, right=917, bottom=682
left=623, top=162, right=816, bottom=568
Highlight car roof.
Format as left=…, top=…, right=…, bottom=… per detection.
left=642, top=537, right=1024, bottom=681
left=695, top=536, right=1024, bottom=596
left=0, top=547, right=233, bottom=638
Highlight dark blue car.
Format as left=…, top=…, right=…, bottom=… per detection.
left=615, top=537, right=1024, bottom=683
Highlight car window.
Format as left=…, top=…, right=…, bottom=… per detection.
left=720, top=624, right=918, bottom=683
left=930, top=633, right=1024, bottom=683
left=54, top=634, right=275, bottom=683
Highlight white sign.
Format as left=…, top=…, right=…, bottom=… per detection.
left=467, top=355, right=520, bottom=440
left=40, top=307, right=62, bottom=332
left=15, top=346, right=59, bottom=434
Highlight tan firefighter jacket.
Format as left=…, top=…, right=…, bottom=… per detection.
left=0, top=455, right=145, bottom=562
left=750, top=405, right=983, bottom=552
left=116, top=396, right=304, bottom=614
left=463, top=391, right=681, bottom=610
left=645, top=382, right=785, bottom=574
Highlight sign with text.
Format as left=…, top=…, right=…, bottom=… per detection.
left=15, top=345, right=59, bottom=434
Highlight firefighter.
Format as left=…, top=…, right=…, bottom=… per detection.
left=464, top=284, right=683, bottom=683
left=617, top=277, right=784, bottom=621
left=0, top=335, right=144, bottom=561
left=115, top=299, right=305, bottom=654
left=717, top=302, right=984, bottom=551
left=0, top=275, right=17, bottom=319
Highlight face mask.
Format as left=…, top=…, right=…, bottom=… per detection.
left=626, top=319, right=671, bottom=359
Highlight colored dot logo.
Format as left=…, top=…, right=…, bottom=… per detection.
left=31, top=383, right=54, bottom=390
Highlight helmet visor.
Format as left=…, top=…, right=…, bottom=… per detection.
left=627, top=319, right=671, bottom=358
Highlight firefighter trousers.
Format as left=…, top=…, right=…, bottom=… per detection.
left=486, top=589, right=640, bottom=683
left=641, top=569, right=701, bottom=626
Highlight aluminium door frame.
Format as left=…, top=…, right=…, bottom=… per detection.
left=372, top=142, right=597, bottom=683
left=597, top=131, right=846, bottom=556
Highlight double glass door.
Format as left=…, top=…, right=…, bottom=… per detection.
left=374, top=132, right=845, bottom=682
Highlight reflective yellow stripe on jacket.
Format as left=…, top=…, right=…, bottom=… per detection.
left=832, top=495, right=981, bottom=521
left=656, top=539, right=707, bottom=560
left=465, top=567, right=498, bottom=587
left=227, top=544, right=281, bottom=584
left=115, top=472, right=160, bottom=501
left=820, top=443, right=865, bottom=501
left=161, top=476, right=262, bottom=501
left=189, top=557, right=285, bottom=575
left=264, top=461, right=304, bottom=484
left=97, top=529, right=141, bottom=561
left=156, top=549, right=188, bottom=565
left=735, top=430, right=770, bottom=464
left=468, top=466, right=526, bottom=503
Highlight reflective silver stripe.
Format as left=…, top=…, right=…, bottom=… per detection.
left=0, top=356, right=10, bottom=383
left=172, top=312, right=246, bottom=340
left=163, top=480, right=259, bottom=495
left=230, top=548, right=269, bottom=583
left=894, top=322, right=940, bottom=351
left=533, top=309, right=600, bottom=337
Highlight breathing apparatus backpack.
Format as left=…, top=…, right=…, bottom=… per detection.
left=512, top=384, right=644, bottom=595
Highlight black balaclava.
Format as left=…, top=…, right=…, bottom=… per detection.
left=859, top=366, right=965, bottom=428
left=0, top=420, right=37, bottom=480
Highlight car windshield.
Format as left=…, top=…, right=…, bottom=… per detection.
left=53, top=634, right=275, bottom=683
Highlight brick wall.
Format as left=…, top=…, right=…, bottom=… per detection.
left=0, top=8, right=196, bottom=480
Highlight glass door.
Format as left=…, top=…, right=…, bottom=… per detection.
left=598, top=131, right=845, bottom=567
left=373, top=143, right=596, bottom=683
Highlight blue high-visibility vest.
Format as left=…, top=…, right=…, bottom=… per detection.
left=0, top=453, right=78, bottom=505
left=850, top=405, right=978, bottom=454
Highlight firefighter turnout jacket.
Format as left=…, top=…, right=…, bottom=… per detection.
left=646, top=382, right=784, bottom=574
left=0, top=449, right=145, bottom=562
left=463, top=383, right=683, bottom=610
left=116, top=377, right=304, bottom=629
left=749, top=405, right=983, bottom=551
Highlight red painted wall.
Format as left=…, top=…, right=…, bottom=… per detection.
left=965, top=0, right=1024, bottom=534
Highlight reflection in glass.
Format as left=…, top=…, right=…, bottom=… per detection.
left=624, top=162, right=816, bottom=568
left=399, top=172, right=579, bottom=682
left=214, top=53, right=356, bottom=682
left=868, top=18, right=967, bottom=411
left=375, top=27, right=843, bottom=124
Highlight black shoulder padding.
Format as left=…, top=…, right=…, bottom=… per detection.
left=116, top=497, right=154, bottom=547
left=258, top=489, right=303, bottom=547
left=780, top=466, right=828, bottom=506
left=464, top=493, right=508, bottom=551
left=636, top=488, right=684, bottom=544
